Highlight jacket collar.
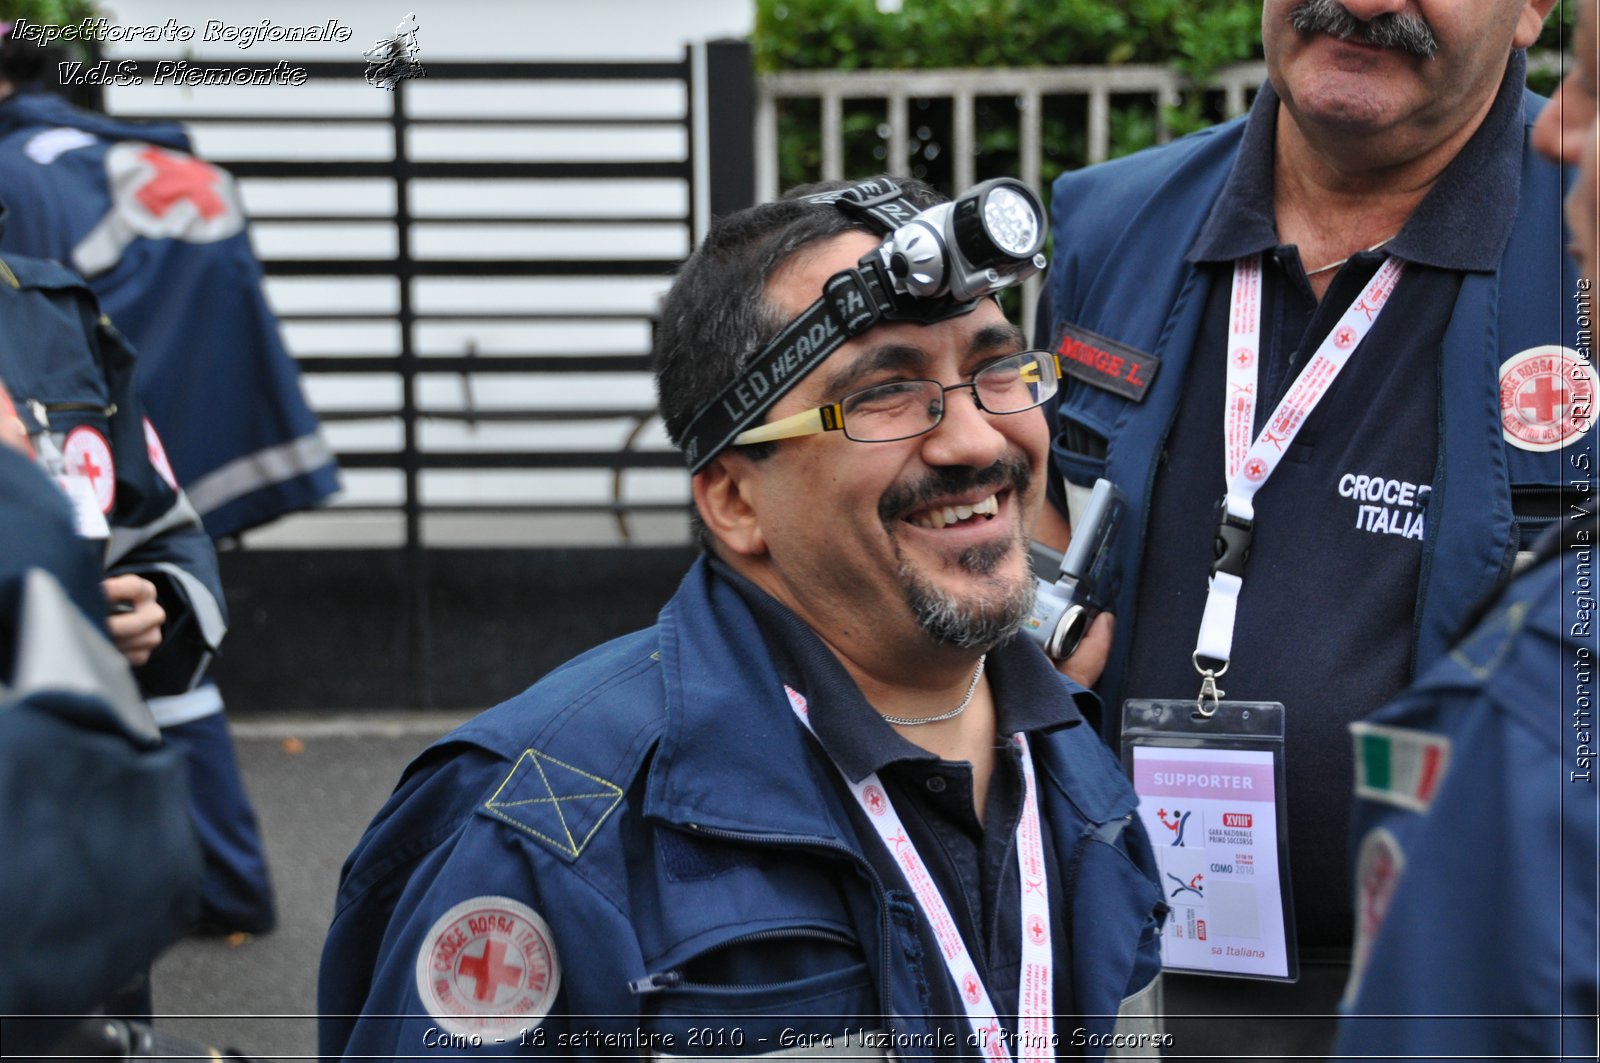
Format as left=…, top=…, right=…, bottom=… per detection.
left=0, top=89, right=191, bottom=152
left=645, top=556, right=853, bottom=842
left=643, top=556, right=1125, bottom=836
left=1189, top=51, right=1528, bottom=274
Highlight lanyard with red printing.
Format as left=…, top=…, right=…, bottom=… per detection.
left=784, top=685, right=1054, bottom=1061
left=1193, top=253, right=1406, bottom=712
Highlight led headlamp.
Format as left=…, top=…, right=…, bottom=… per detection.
left=678, top=176, right=1048, bottom=474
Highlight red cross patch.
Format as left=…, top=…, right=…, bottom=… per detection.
left=1499, top=346, right=1597, bottom=452
left=415, top=897, right=560, bottom=1039
left=1232, top=347, right=1255, bottom=369
left=1334, top=325, right=1358, bottom=351
left=143, top=418, right=179, bottom=492
left=63, top=425, right=115, bottom=513
left=1027, top=914, right=1048, bottom=947
left=1345, top=828, right=1406, bottom=1007
left=1244, top=458, right=1269, bottom=482
left=864, top=785, right=887, bottom=817
left=72, top=141, right=246, bottom=277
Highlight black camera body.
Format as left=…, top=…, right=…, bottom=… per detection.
left=1024, top=478, right=1128, bottom=661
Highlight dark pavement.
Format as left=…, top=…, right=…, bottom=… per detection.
left=150, top=712, right=476, bottom=1062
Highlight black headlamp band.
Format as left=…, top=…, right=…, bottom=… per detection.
left=679, top=258, right=898, bottom=474
left=679, top=177, right=976, bottom=475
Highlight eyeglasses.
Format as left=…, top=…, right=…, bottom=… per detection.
left=730, top=350, right=1061, bottom=448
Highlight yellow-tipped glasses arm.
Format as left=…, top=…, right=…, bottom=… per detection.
left=730, top=402, right=845, bottom=446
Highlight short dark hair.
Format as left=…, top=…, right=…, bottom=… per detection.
left=653, top=176, right=945, bottom=547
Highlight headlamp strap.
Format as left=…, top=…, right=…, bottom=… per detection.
left=801, top=176, right=922, bottom=235
left=679, top=177, right=956, bottom=475
left=680, top=254, right=898, bottom=475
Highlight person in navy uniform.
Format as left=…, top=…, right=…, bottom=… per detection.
left=1334, top=0, right=1599, bottom=1055
left=0, top=379, right=203, bottom=1054
left=1035, top=0, right=1578, bottom=1052
left=320, top=179, right=1166, bottom=1060
left=0, top=235, right=226, bottom=695
left=0, top=23, right=339, bottom=935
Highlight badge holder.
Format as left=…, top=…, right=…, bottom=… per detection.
left=1121, top=693, right=1299, bottom=982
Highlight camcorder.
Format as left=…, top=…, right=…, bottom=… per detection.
left=1024, top=478, right=1128, bottom=661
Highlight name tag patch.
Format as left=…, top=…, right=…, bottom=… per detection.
left=1052, top=321, right=1160, bottom=402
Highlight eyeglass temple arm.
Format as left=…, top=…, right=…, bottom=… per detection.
left=731, top=402, right=845, bottom=447
left=1019, top=353, right=1062, bottom=385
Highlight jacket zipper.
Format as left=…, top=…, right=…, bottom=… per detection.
left=627, top=824, right=896, bottom=1013
left=24, top=399, right=118, bottom=431
left=626, top=925, right=861, bottom=995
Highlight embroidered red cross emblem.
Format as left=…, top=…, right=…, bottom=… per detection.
left=135, top=147, right=226, bottom=220
left=457, top=938, right=523, bottom=1003
left=74, top=450, right=103, bottom=486
left=1518, top=376, right=1568, bottom=423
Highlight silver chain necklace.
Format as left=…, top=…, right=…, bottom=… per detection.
left=1303, top=232, right=1400, bottom=278
left=880, top=654, right=987, bottom=726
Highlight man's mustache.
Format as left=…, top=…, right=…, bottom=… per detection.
left=1288, top=0, right=1440, bottom=60
left=879, top=455, right=1031, bottom=525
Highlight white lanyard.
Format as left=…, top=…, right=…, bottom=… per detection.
left=1194, top=253, right=1405, bottom=705
left=784, top=686, right=1054, bottom=1061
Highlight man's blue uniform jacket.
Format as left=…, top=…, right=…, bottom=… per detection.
left=0, top=237, right=225, bottom=694
left=1042, top=88, right=1582, bottom=718
left=1334, top=512, right=1599, bottom=1059
left=0, top=90, right=337, bottom=539
left=320, top=558, right=1166, bottom=1060
left=0, top=449, right=201, bottom=1028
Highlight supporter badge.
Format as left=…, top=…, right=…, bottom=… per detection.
left=415, top=896, right=561, bottom=1038
left=62, top=425, right=115, bottom=513
left=1344, top=828, right=1405, bottom=1006
left=1051, top=321, right=1161, bottom=402
left=1498, top=346, right=1596, bottom=452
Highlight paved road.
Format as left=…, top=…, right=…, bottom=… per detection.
left=150, top=712, right=476, bottom=1062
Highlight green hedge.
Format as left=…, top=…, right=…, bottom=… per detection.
left=757, top=0, right=1576, bottom=192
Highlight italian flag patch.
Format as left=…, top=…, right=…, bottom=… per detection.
left=1349, top=722, right=1451, bottom=813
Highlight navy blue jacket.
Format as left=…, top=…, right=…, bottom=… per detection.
left=1334, top=513, right=1598, bottom=1059
left=0, top=90, right=337, bottom=539
left=0, top=452, right=201, bottom=1028
left=320, top=559, right=1165, bottom=1060
left=1043, top=87, right=1581, bottom=717
left=0, top=237, right=225, bottom=695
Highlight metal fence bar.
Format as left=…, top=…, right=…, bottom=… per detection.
left=821, top=89, right=844, bottom=181
left=758, top=61, right=1274, bottom=192
left=104, top=53, right=712, bottom=549
left=951, top=89, right=975, bottom=192
left=888, top=92, right=909, bottom=179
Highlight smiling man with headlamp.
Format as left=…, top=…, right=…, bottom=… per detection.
left=321, top=176, right=1166, bottom=1060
